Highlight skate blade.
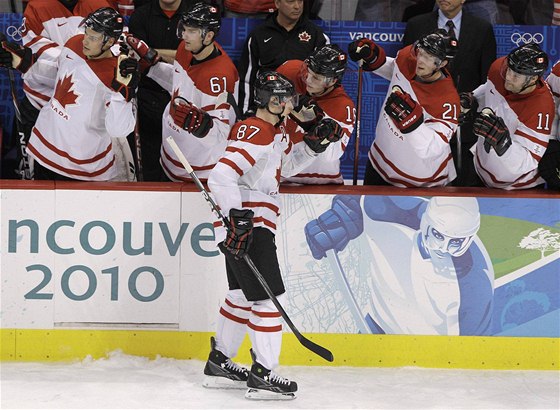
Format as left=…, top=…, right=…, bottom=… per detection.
left=202, top=376, right=247, bottom=390
left=245, top=388, right=296, bottom=400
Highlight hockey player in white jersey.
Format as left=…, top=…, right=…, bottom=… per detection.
left=348, top=29, right=460, bottom=187
left=130, top=2, right=239, bottom=182
left=538, top=59, right=560, bottom=189
left=460, top=43, right=555, bottom=190
left=305, top=195, right=494, bottom=336
left=203, top=71, right=343, bottom=399
left=276, top=44, right=355, bottom=184
left=0, top=7, right=138, bottom=181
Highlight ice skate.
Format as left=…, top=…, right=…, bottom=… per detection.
left=202, top=337, right=248, bottom=389
left=245, top=349, right=297, bottom=400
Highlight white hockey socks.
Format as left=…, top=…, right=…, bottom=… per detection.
left=215, top=289, right=252, bottom=359
left=247, top=294, right=284, bottom=370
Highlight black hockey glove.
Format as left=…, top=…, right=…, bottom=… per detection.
left=289, top=95, right=325, bottom=132
left=111, top=55, right=139, bottom=102
left=458, top=92, right=479, bottom=126
left=303, top=118, right=344, bottom=153
left=538, top=139, right=560, bottom=190
left=473, top=108, right=512, bottom=156
left=348, top=38, right=386, bottom=71
left=0, top=35, right=35, bottom=73
left=224, top=208, right=254, bottom=259
left=384, top=86, right=424, bottom=134
left=170, top=97, right=213, bottom=138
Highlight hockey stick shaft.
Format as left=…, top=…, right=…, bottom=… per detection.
left=352, top=63, right=363, bottom=185
left=6, top=66, right=33, bottom=179
left=132, top=98, right=143, bottom=181
left=166, top=136, right=334, bottom=362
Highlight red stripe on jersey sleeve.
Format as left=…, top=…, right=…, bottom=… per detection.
left=514, top=130, right=548, bottom=148
left=253, top=216, right=277, bottom=230
left=241, top=201, right=280, bottom=214
left=219, top=157, right=244, bottom=176
left=23, top=83, right=51, bottom=102
left=35, top=42, right=58, bottom=58
left=226, top=146, right=256, bottom=166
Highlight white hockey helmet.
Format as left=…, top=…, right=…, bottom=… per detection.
left=420, top=197, right=480, bottom=257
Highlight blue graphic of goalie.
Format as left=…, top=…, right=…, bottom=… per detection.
left=305, top=195, right=495, bottom=335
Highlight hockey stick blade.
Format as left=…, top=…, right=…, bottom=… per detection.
left=166, top=136, right=334, bottom=362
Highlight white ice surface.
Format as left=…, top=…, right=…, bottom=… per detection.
left=1, top=351, right=558, bottom=409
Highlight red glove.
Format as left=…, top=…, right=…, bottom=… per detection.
left=289, top=95, right=325, bottom=132
left=121, top=34, right=161, bottom=72
left=348, top=38, right=386, bottom=71
left=170, top=97, right=213, bottom=138
left=384, top=86, right=424, bottom=134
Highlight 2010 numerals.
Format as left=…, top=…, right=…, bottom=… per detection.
left=24, top=265, right=164, bottom=302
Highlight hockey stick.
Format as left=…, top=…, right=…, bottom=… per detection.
left=325, top=249, right=371, bottom=334
left=352, top=62, right=363, bottom=185
left=166, top=135, right=334, bottom=363
left=6, top=66, right=33, bottom=179
left=132, top=97, right=143, bottom=181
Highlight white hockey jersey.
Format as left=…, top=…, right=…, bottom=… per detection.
left=26, top=34, right=135, bottom=181
left=472, top=57, right=555, bottom=189
left=277, top=60, right=355, bottom=184
left=368, top=45, right=459, bottom=187
left=149, top=42, right=239, bottom=182
left=20, top=0, right=113, bottom=110
left=208, top=116, right=318, bottom=242
left=546, top=60, right=560, bottom=139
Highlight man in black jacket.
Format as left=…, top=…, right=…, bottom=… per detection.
left=236, top=0, right=329, bottom=116
left=403, top=0, right=496, bottom=186
left=128, top=0, right=194, bottom=181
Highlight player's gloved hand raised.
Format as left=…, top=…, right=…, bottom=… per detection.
left=111, top=55, right=140, bottom=102
left=0, top=34, right=35, bottom=73
left=170, top=97, right=213, bottom=138
left=473, top=108, right=512, bottom=156
left=121, top=33, right=161, bottom=72
left=303, top=117, right=344, bottom=153
left=223, top=208, right=254, bottom=259
left=289, top=95, right=325, bottom=132
left=347, top=38, right=386, bottom=71
left=384, top=86, right=423, bottom=134
left=458, top=92, right=479, bottom=126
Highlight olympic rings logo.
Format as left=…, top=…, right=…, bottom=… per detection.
left=510, top=32, right=544, bottom=46
left=6, top=17, right=27, bottom=42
